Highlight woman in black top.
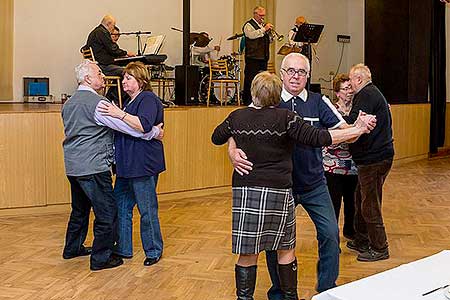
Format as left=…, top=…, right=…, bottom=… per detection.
left=212, top=71, right=372, bottom=300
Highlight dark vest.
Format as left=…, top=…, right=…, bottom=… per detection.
left=243, top=19, right=270, bottom=60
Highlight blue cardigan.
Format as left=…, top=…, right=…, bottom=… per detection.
left=114, top=91, right=166, bottom=178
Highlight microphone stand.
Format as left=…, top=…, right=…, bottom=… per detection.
left=120, top=30, right=152, bottom=56
left=190, top=40, right=197, bottom=65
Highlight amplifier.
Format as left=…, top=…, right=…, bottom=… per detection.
left=24, top=95, right=55, bottom=103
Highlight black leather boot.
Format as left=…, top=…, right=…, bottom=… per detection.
left=235, top=264, right=257, bottom=300
left=278, top=259, right=299, bottom=300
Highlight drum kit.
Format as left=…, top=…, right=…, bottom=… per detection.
left=198, top=52, right=242, bottom=104
left=193, top=30, right=300, bottom=104
left=197, top=32, right=245, bottom=104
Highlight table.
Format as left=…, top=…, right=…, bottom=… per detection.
left=313, top=250, right=450, bottom=300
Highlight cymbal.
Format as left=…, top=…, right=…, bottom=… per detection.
left=227, top=33, right=244, bottom=41
left=190, top=33, right=211, bottom=47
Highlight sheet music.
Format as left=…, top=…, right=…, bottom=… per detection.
left=145, top=35, right=165, bottom=55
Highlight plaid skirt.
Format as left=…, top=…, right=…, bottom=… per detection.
left=232, top=186, right=296, bottom=254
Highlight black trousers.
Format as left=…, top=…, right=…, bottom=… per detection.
left=243, top=58, right=268, bottom=105
left=63, top=171, right=118, bottom=268
left=99, top=64, right=129, bottom=106
left=325, top=172, right=358, bottom=238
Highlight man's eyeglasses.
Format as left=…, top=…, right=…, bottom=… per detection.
left=282, top=68, right=308, bottom=77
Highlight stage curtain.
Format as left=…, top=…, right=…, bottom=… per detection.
left=0, top=0, right=13, bottom=101
left=429, top=0, right=447, bottom=153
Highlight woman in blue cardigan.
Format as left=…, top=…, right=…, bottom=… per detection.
left=99, top=62, right=165, bottom=266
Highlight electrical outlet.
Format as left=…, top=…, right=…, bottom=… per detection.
left=337, top=34, right=351, bottom=43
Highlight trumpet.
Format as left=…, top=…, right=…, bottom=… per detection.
left=263, top=22, right=284, bottom=42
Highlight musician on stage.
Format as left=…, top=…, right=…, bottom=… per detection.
left=242, top=6, right=273, bottom=105
left=191, top=32, right=220, bottom=68
left=84, top=15, right=135, bottom=77
left=111, top=26, right=121, bottom=44
left=288, top=16, right=307, bottom=47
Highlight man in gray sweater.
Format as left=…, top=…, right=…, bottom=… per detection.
left=61, top=60, right=161, bottom=271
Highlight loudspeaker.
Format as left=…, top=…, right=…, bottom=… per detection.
left=175, top=65, right=199, bottom=105
left=310, top=83, right=321, bottom=94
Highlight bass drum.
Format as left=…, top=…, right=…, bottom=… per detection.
left=198, top=74, right=238, bottom=104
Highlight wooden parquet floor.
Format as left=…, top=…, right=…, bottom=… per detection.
left=0, top=158, right=450, bottom=300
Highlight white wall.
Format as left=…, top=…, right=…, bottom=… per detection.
left=12, top=0, right=367, bottom=102
left=275, top=0, right=364, bottom=98
left=13, top=0, right=233, bottom=101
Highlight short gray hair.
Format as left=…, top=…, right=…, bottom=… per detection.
left=281, top=53, right=311, bottom=73
left=75, top=60, right=96, bottom=84
left=350, top=63, right=372, bottom=81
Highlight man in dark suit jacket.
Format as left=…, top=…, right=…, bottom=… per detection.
left=84, top=15, right=134, bottom=76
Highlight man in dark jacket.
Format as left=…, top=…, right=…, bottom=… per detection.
left=84, top=15, right=134, bottom=76
left=344, top=63, right=394, bottom=262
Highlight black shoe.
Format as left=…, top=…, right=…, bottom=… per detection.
left=143, top=256, right=161, bottom=266
left=346, top=240, right=369, bottom=253
left=357, top=248, right=389, bottom=262
left=343, top=232, right=356, bottom=240
left=113, top=253, right=133, bottom=259
left=90, top=255, right=124, bottom=271
left=63, top=245, right=92, bottom=259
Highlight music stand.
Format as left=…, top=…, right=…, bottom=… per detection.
left=293, top=23, right=324, bottom=90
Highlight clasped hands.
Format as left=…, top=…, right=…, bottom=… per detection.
left=354, top=110, right=377, bottom=134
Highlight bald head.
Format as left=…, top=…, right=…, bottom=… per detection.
left=281, top=53, right=310, bottom=73
left=101, top=15, right=116, bottom=33
left=349, top=63, right=372, bottom=92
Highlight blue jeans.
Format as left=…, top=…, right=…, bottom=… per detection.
left=64, top=171, right=117, bottom=268
left=266, top=183, right=339, bottom=298
left=114, top=176, right=163, bottom=259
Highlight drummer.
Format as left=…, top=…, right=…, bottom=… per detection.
left=192, top=32, right=221, bottom=68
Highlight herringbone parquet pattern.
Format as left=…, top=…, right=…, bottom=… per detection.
left=0, top=158, right=450, bottom=300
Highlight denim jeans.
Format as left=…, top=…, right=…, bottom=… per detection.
left=266, top=183, right=339, bottom=297
left=354, top=159, right=392, bottom=251
left=63, top=171, right=117, bottom=268
left=114, top=175, right=163, bottom=259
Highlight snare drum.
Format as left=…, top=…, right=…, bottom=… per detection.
left=219, top=55, right=238, bottom=78
left=198, top=74, right=238, bottom=104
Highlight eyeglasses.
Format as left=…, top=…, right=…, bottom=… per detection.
left=339, top=86, right=352, bottom=91
left=282, top=68, right=308, bottom=77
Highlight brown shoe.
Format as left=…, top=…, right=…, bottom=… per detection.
left=357, top=248, right=389, bottom=262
